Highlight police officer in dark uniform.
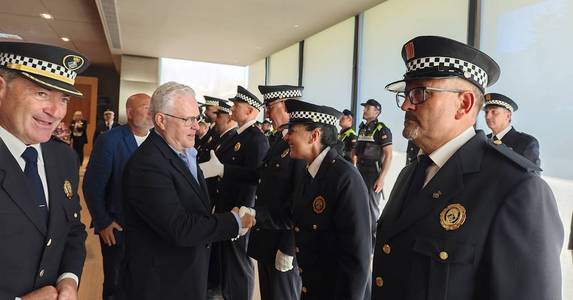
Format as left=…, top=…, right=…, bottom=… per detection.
left=354, top=99, right=393, bottom=247
left=484, top=92, right=541, bottom=168
left=372, top=35, right=562, bottom=299
left=338, top=109, right=357, bottom=162
left=200, top=86, right=269, bottom=300
left=283, top=99, right=371, bottom=300
left=0, top=41, right=88, bottom=299
left=209, top=84, right=305, bottom=300
left=196, top=95, right=220, bottom=157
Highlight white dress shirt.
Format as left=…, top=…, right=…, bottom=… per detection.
left=492, top=125, right=512, bottom=140
left=236, top=119, right=257, bottom=135
left=308, top=147, right=331, bottom=178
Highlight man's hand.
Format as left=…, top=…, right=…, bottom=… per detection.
left=275, top=249, right=294, bottom=272
left=99, top=221, right=123, bottom=246
left=21, top=285, right=58, bottom=300
left=373, top=176, right=384, bottom=193
left=198, top=150, right=224, bottom=178
left=56, top=278, right=78, bottom=300
left=232, top=207, right=256, bottom=236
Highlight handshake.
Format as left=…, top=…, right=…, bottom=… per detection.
left=231, top=206, right=256, bottom=237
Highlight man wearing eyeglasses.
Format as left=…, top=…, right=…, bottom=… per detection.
left=371, top=36, right=562, bottom=299
left=121, top=82, right=256, bottom=299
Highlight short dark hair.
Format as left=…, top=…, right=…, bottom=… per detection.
left=303, top=123, right=340, bottom=150
left=0, top=68, right=19, bottom=83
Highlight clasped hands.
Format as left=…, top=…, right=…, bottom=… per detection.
left=232, top=206, right=256, bottom=237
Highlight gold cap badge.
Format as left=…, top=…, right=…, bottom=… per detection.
left=63, top=180, right=73, bottom=199
left=312, top=196, right=326, bottom=214
left=440, top=203, right=466, bottom=231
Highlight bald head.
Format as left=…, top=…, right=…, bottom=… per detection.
left=126, top=93, right=153, bottom=135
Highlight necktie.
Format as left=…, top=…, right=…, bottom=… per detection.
left=21, top=147, right=49, bottom=225
left=493, top=135, right=500, bottom=141
left=400, top=155, right=433, bottom=213
left=179, top=151, right=198, bottom=183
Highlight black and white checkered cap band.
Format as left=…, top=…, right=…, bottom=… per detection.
left=263, top=89, right=303, bottom=101
left=290, top=111, right=338, bottom=126
left=236, top=92, right=262, bottom=109
left=407, top=56, right=488, bottom=89
left=205, top=99, right=219, bottom=106
left=0, top=53, right=77, bottom=83
left=485, top=99, right=514, bottom=112
left=219, top=106, right=232, bottom=114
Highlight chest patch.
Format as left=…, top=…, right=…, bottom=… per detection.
left=440, top=203, right=466, bottom=231
left=313, top=196, right=326, bottom=214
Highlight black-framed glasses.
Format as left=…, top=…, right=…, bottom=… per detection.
left=395, top=86, right=468, bottom=108
left=162, top=112, right=202, bottom=127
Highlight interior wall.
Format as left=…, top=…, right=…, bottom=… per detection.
left=268, top=43, right=300, bottom=86
left=119, top=55, right=160, bottom=123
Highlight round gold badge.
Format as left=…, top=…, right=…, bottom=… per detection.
left=493, top=140, right=502, bottom=145
left=440, top=203, right=466, bottom=231
left=312, top=196, right=326, bottom=214
left=63, top=180, right=73, bottom=199
left=234, top=142, right=241, bottom=152
left=281, top=148, right=289, bottom=158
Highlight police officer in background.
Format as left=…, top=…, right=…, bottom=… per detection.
left=338, top=109, right=357, bottom=162
left=0, top=41, right=88, bottom=299
left=353, top=99, right=393, bottom=247
left=200, top=86, right=269, bottom=300
left=483, top=92, right=541, bottom=168
left=284, top=99, right=371, bottom=300
left=372, top=35, right=562, bottom=299
left=196, top=95, right=220, bottom=152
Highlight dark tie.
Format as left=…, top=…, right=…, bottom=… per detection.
left=401, top=155, right=433, bottom=213
left=21, top=147, right=49, bottom=225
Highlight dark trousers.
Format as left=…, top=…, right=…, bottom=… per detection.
left=258, top=260, right=301, bottom=300
left=218, top=236, right=254, bottom=300
left=99, top=230, right=126, bottom=300
left=72, top=142, right=85, bottom=166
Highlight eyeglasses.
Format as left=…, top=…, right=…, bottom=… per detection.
left=395, top=86, right=468, bottom=108
left=162, top=112, right=202, bottom=127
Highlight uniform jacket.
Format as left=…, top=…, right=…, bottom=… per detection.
left=225, top=137, right=306, bottom=263
left=121, top=130, right=239, bottom=300
left=293, top=148, right=371, bottom=300
left=215, top=124, right=269, bottom=212
left=338, top=127, right=357, bottom=162
left=372, top=131, right=562, bottom=300
left=196, top=124, right=218, bottom=162
left=206, top=128, right=237, bottom=209
left=93, top=120, right=120, bottom=144
left=487, top=126, right=540, bottom=168
left=0, top=138, right=86, bottom=298
left=83, top=125, right=138, bottom=232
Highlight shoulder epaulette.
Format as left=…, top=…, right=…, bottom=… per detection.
left=487, top=140, right=541, bottom=173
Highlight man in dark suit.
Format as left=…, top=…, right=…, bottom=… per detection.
left=283, top=99, right=371, bottom=299
left=484, top=92, right=541, bottom=168
left=121, top=81, right=256, bottom=299
left=83, top=93, right=153, bottom=299
left=0, top=41, right=88, bottom=299
left=372, top=35, right=562, bottom=299
left=93, top=109, right=120, bottom=144
left=200, top=85, right=269, bottom=300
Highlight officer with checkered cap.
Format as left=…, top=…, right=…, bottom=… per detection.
left=259, top=84, right=304, bottom=145
left=197, top=95, right=226, bottom=163
left=372, top=36, right=562, bottom=300
left=199, top=85, right=269, bottom=300
left=483, top=92, right=540, bottom=168
left=281, top=99, right=371, bottom=300
left=0, top=41, right=88, bottom=298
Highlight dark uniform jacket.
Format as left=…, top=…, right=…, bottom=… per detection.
left=121, top=130, right=239, bottom=300
left=372, top=131, right=563, bottom=300
left=337, top=127, right=357, bottom=162
left=196, top=124, right=217, bottom=161
left=0, top=138, right=86, bottom=298
left=83, top=125, right=137, bottom=232
left=93, top=120, right=120, bottom=144
left=215, top=124, right=269, bottom=213
left=487, top=126, right=540, bottom=168
left=355, top=120, right=392, bottom=164
left=293, top=148, right=371, bottom=300
left=205, top=128, right=237, bottom=209
left=225, top=136, right=306, bottom=263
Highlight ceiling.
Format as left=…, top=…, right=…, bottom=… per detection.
left=0, top=0, right=385, bottom=68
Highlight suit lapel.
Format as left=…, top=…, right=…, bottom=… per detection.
left=42, top=142, right=67, bottom=234
left=0, top=138, right=47, bottom=235
left=122, top=126, right=138, bottom=153
left=379, top=163, right=416, bottom=224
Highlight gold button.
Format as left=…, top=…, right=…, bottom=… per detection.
left=73, top=213, right=78, bottom=218
left=375, top=276, right=384, bottom=287
left=382, top=244, right=391, bottom=254
left=39, top=269, right=45, bottom=277
left=439, top=251, right=449, bottom=260
left=302, top=286, right=308, bottom=293
left=46, top=239, right=52, bottom=247
left=312, top=224, right=318, bottom=230
left=294, top=227, right=300, bottom=232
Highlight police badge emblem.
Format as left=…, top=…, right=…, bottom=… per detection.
left=63, top=180, right=73, bottom=199
left=62, top=55, right=85, bottom=71
left=312, top=196, right=326, bottom=214
left=440, top=203, right=466, bottom=231
left=234, top=142, right=241, bottom=151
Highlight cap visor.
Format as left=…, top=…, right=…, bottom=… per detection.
left=19, top=72, right=83, bottom=97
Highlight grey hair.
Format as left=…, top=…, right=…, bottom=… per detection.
left=150, top=81, right=196, bottom=115
left=0, top=68, right=19, bottom=83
